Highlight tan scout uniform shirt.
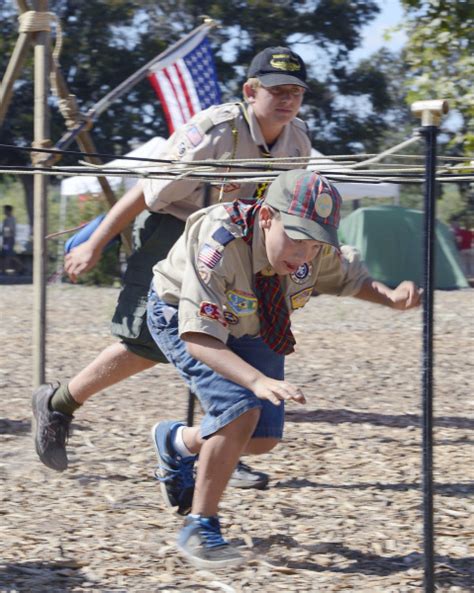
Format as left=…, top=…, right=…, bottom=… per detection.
left=153, top=203, right=371, bottom=345
left=141, top=102, right=311, bottom=220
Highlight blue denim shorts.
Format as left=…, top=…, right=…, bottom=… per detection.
left=147, top=286, right=285, bottom=439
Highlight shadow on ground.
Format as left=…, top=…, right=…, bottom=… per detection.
left=286, top=408, right=474, bottom=430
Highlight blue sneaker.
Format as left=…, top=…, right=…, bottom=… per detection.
left=177, top=514, right=245, bottom=569
left=151, top=421, right=196, bottom=515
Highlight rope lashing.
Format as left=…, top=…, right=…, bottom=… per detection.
left=18, top=11, right=63, bottom=63
left=31, top=139, right=54, bottom=166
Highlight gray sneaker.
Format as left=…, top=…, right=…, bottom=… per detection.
left=228, top=461, right=269, bottom=489
left=32, top=382, right=72, bottom=472
left=177, top=514, right=245, bottom=569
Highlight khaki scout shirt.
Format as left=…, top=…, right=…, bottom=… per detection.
left=141, top=102, right=311, bottom=221
left=153, top=203, right=371, bottom=345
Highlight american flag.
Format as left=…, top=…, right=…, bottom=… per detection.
left=148, top=30, right=221, bottom=135
left=198, top=243, right=223, bottom=269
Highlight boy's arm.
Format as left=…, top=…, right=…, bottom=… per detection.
left=354, top=278, right=422, bottom=310
left=64, top=183, right=146, bottom=282
left=183, top=332, right=306, bottom=405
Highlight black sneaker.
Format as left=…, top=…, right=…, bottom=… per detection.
left=177, top=514, right=245, bottom=569
left=151, top=421, right=196, bottom=515
left=228, top=461, right=269, bottom=490
left=32, top=382, right=72, bottom=472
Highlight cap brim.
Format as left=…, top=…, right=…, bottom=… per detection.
left=258, top=73, right=309, bottom=90
left=280, top=212, right=340, bottom=248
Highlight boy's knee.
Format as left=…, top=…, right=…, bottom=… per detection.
left=246, top=436, right=280, bottom=454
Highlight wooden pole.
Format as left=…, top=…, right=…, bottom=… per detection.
left=0, top=33, right=32, bottom=125
left=50, top=64, right=132, bottom=253
left=32, top=0, right=50, bottom=387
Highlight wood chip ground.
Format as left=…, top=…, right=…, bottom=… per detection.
left=1, top=285, right=473, bottom=592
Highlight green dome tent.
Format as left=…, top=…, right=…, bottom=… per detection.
left=338, top=205, right=469, bottom=290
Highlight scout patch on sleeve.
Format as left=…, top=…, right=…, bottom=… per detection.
left=290, top=287, right=313, bottom=310
left=197, top=262, right=212, bottom=284
left=199, top=302, right=227, bottom=327
left=290, top=262, right=313, bottom=284
left=185, top=124, right=204, bottom=147
left=198, top=243, right=223, bottom=269
left=223, top=310, right=239, bottom=325
left=177, top=141, right=187, bottom=157
left=226, top=290, right=258, bottom=316
left=212, top=226, right=236, bottom=247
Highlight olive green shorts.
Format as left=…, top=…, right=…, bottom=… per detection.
left=110, top=210, right=185, bottom=363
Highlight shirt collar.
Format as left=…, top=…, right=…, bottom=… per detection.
left=245, top=104, right=290, bottom=156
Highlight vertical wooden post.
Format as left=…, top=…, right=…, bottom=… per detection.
left=32, top=0, right=50, bottom=387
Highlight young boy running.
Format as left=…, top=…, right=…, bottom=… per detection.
left=147, top=169, right=421, bottom=568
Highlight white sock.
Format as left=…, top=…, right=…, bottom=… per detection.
left=172, top=425, right=194, bottom=458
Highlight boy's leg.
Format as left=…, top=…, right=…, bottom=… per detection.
left=32, top=344, right=156, bottom=472
left=67, top=343, right=155, bottom=403
left=191, top=408, right=260, bottom=516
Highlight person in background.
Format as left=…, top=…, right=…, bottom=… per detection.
left=1, top=205, right=24, bottom=275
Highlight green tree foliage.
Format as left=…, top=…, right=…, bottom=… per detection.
left=1, top=0, right=397, bottom=162
left=400, top=0, right=474, bottom=153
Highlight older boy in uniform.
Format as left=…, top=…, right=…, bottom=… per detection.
left=32, top=47, right=311, bottom=489
left=147, top=169, right=421, bottom=568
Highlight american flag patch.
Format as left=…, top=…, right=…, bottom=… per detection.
left=185, top=124, right=204, bottom=147
left=198, top=243, right=222, bottom=269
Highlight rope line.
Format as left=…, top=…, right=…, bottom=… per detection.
left=1, top=143, right=470, bottom=166
left=1, top=163, right=472, bottom=185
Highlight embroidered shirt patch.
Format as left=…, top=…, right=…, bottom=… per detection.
left=198, top=244, right=222, bottom=269
left=290, top=287, right=313, bottom=310
left=185, top=124, right=204, bottom=147
left=212, top=226, right=236, bottom=247
left=226, top=290, right=258, bottom=316
left=199, top=302, right=227, bottom=327
left=223, top=310, right=239, bottom=325
left=290, top=262, right=312, bottom=284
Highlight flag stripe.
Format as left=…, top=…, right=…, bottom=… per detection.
left=148, top=33, right=221, bottom=135
left=163, top=67, right=188, bottom=126
left=174, top=61, right=196, bottom=118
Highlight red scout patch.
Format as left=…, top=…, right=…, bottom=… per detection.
left=199, top=302, right=228, bottom=327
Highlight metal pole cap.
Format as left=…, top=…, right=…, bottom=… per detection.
left=411, top=100, right=449, bottom=127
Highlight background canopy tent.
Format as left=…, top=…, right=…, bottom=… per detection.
left=60, top=137, right=167, bottom=196
left=339, top=205, right=469, bottom=290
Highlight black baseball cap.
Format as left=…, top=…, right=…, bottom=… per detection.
left=247, top=46, right=308, bottom=89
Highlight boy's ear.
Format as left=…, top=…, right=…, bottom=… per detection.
left=243, top=82, right=256, bottom=103
left=259, top=204, right=274, bottom=229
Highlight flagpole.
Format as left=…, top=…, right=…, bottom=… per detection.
left=52, top=19, right=218, bottom=154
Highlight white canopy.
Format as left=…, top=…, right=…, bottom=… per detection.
left=60, top=139, right=399, bottom=202
left=60, top=136, right=167, bottom=196
left=309, top=149, right=399, bottom=201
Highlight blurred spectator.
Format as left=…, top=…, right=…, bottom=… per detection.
left=451, top=220, right=474, bottom=279
left=1, top=205, right=25, bottom=275
left=451, top=220, right=473, bottom=251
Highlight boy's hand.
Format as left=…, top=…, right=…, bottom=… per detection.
left=252, top=377, right=306, bottom=406
left=64, top=241, right=102, bottom=282
left=390, top=281, right=422, bottom=310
